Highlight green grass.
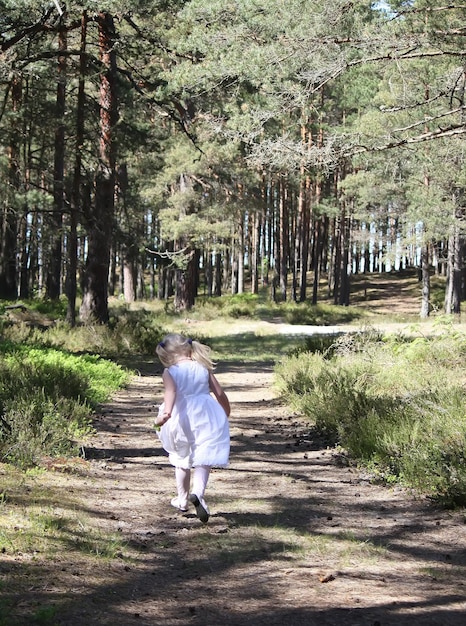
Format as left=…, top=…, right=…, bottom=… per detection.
left=204, top=332, right=304, bottom=364
left=0, top=465, right=127, bottom=560
left=0, top=463, right=128, bottom=626
left=0, top=345, right=129, bottom=467
left=187, top=292, right=365, bottom=325
left=0, top=304, right=166, bottom=357
left=275, top=322, right=466, bottom=507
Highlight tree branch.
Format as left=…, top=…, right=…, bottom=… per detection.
left=1, top=8, right=55, bottom=51
left=392, top=106, right=466, bottom=134
left=353, top=124, right=466, bottom=155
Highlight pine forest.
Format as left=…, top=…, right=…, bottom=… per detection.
left=1, top=0, right=465, bottom=323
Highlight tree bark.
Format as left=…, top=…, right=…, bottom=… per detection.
left=174, top=249, right=196, bottom=311
left=237, top=216, right=244, bottom=294
left=338, top=213, right=351, bottom=306
left=298, top=175, right=311, bottom=303
left=444, top=220, right=462, bottom=316
left=80, top=12, right=118, bottom=324
left=312, top=217, right=324, bottom=305
left=46, top=26, right=66, bottom=300
left=123, top=259, right=136, bottom=302
left=67, top=11, right=87, bottom=326
left=214, top=250, right=222, bottom=296
left=297, top=120, right=312, bottom=302
left=420, top=242, right=430, bottom=318
left=0, top=75, right=21, bottom=298
left=279, top=177, right=289, bottom=301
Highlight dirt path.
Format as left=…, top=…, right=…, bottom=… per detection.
left=27, top=352, right=462, bottom=626
left=5, top=349, right=466, bottom=626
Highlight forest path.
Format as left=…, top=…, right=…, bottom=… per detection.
left=42, top=344, right=466, bottom=626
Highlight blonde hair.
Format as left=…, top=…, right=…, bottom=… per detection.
left=156, top=333, right=215, bottom=371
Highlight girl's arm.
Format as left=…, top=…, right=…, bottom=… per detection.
left=209, top=372, right=231, bottom=417
left=155, top=369, right=176, bottom=426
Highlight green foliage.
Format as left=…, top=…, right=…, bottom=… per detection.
left=206, top=332, right=303, bottom=364
left=276, top=325, right=466, bottom=506
left=0, top=307, right=166, bottom=357
left=279, top=301, right=362, bottom=325
left=31, top=604, right=58, bottom=625
left=0, top=304, right=166, bottom=467
left=0, top=346, right=129, bottom=467
left=192, top=293, right=260, bottom=319
left=184, top=292, right=366, bottom=325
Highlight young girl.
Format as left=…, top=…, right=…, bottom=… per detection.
left=154, top=333, right=230, bottom=523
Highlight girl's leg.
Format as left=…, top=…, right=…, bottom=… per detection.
left=192, top=465, right=211, bottom=501
left=190, top=465, right=211, bottom=523
left=173, top=466, right=190, bottom=510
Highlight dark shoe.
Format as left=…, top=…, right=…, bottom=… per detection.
left=189, top=494, right=209, bottom=523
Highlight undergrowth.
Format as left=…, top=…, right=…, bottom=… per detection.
left=275, top=320, right=466, bottom=507
left=0, top=301, right=167, bottom=469
left=183, top=292, right=365, bottom=325
left=0, top=346, right=129, bottom=467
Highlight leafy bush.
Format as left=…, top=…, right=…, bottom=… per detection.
left=2, top=396, right=92, bottom=467
left=0, top=304, right=166, bottom=468
left=275, top=326, right=466, bottom=506
left=1, top=308, right=166, bottom=357
left=280, top=301, right=362, bottom=325
left=183, top=292, right=367, bottom=325
left=0, top=346, right=129, bottom=467
left=190, top=293, right=260, bottom=320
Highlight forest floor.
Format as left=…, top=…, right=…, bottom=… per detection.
left=2, top=276, right=466, bottom=626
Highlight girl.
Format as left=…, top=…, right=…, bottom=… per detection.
left=154, top=333, right=230, bottom=523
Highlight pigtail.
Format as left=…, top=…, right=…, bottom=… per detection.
left=191, top=340, right=215, bottom=371
left=156, top=333, right=215, bottom=370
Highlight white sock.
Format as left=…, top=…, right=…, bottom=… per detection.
left=192, top=465, right=211, bottom=507
left=175, top=467, right=190, bottom=508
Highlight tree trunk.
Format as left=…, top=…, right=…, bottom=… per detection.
left=251, top=210, right=261, bottom=295
left=420, top=243, right=430, bottom=318
left=444, top=230, right=462, bottom=316
left=205, top=250, right=213, bottom=296
left=123, top=259, right=136, bottom=302
left=18, top=209, right=29, bottom=299
left=332, top=218, right=341, bottom=303
left=214, top=250, right=222, bottom=296
left=298, top=120, right=312, bottom=302
left=279, top=178, right=289, bottom=301
left=312, top=217, right=324, bottom=305
left=338, top=214, right=351, bottom=306
left=80, top=12, right=118, bottom=324
left=264, top=176, right=272, bottom=286
left=0, top=75, right=21, bottom=298
left=174, top=249, right=196, bottom=311
left=298, top=176, right=311, bottom=303
left=19, top=137, right=32, bottom=299
left=67, top=12, right=87, bottom=326
left=237, top=216, right=244, bottom=294
left=46, top=26, right=66, bottom=300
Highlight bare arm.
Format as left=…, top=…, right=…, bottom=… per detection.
left=154, top=369, right=176, bottom=426
left=209, top=372, right=231, bottom=417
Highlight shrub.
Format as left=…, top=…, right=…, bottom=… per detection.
left=275, top=326, right=466, bottom=506
left=0, top=346, right=129, bottom=467
left=2, top=396, right=92, bottom=467
left=1, top=306, right=166, bottom=357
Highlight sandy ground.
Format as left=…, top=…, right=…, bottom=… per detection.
left=4, top=346, right=464, bottom=626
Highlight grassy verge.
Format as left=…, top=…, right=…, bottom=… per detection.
left=0, top=345, right=129, bottom=468
left=275, top=320, right=466, bottom=507
left=0, top=464, right=129, bottom=626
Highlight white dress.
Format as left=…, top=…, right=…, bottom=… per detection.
left=157, top=360, right=230, bottom=470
